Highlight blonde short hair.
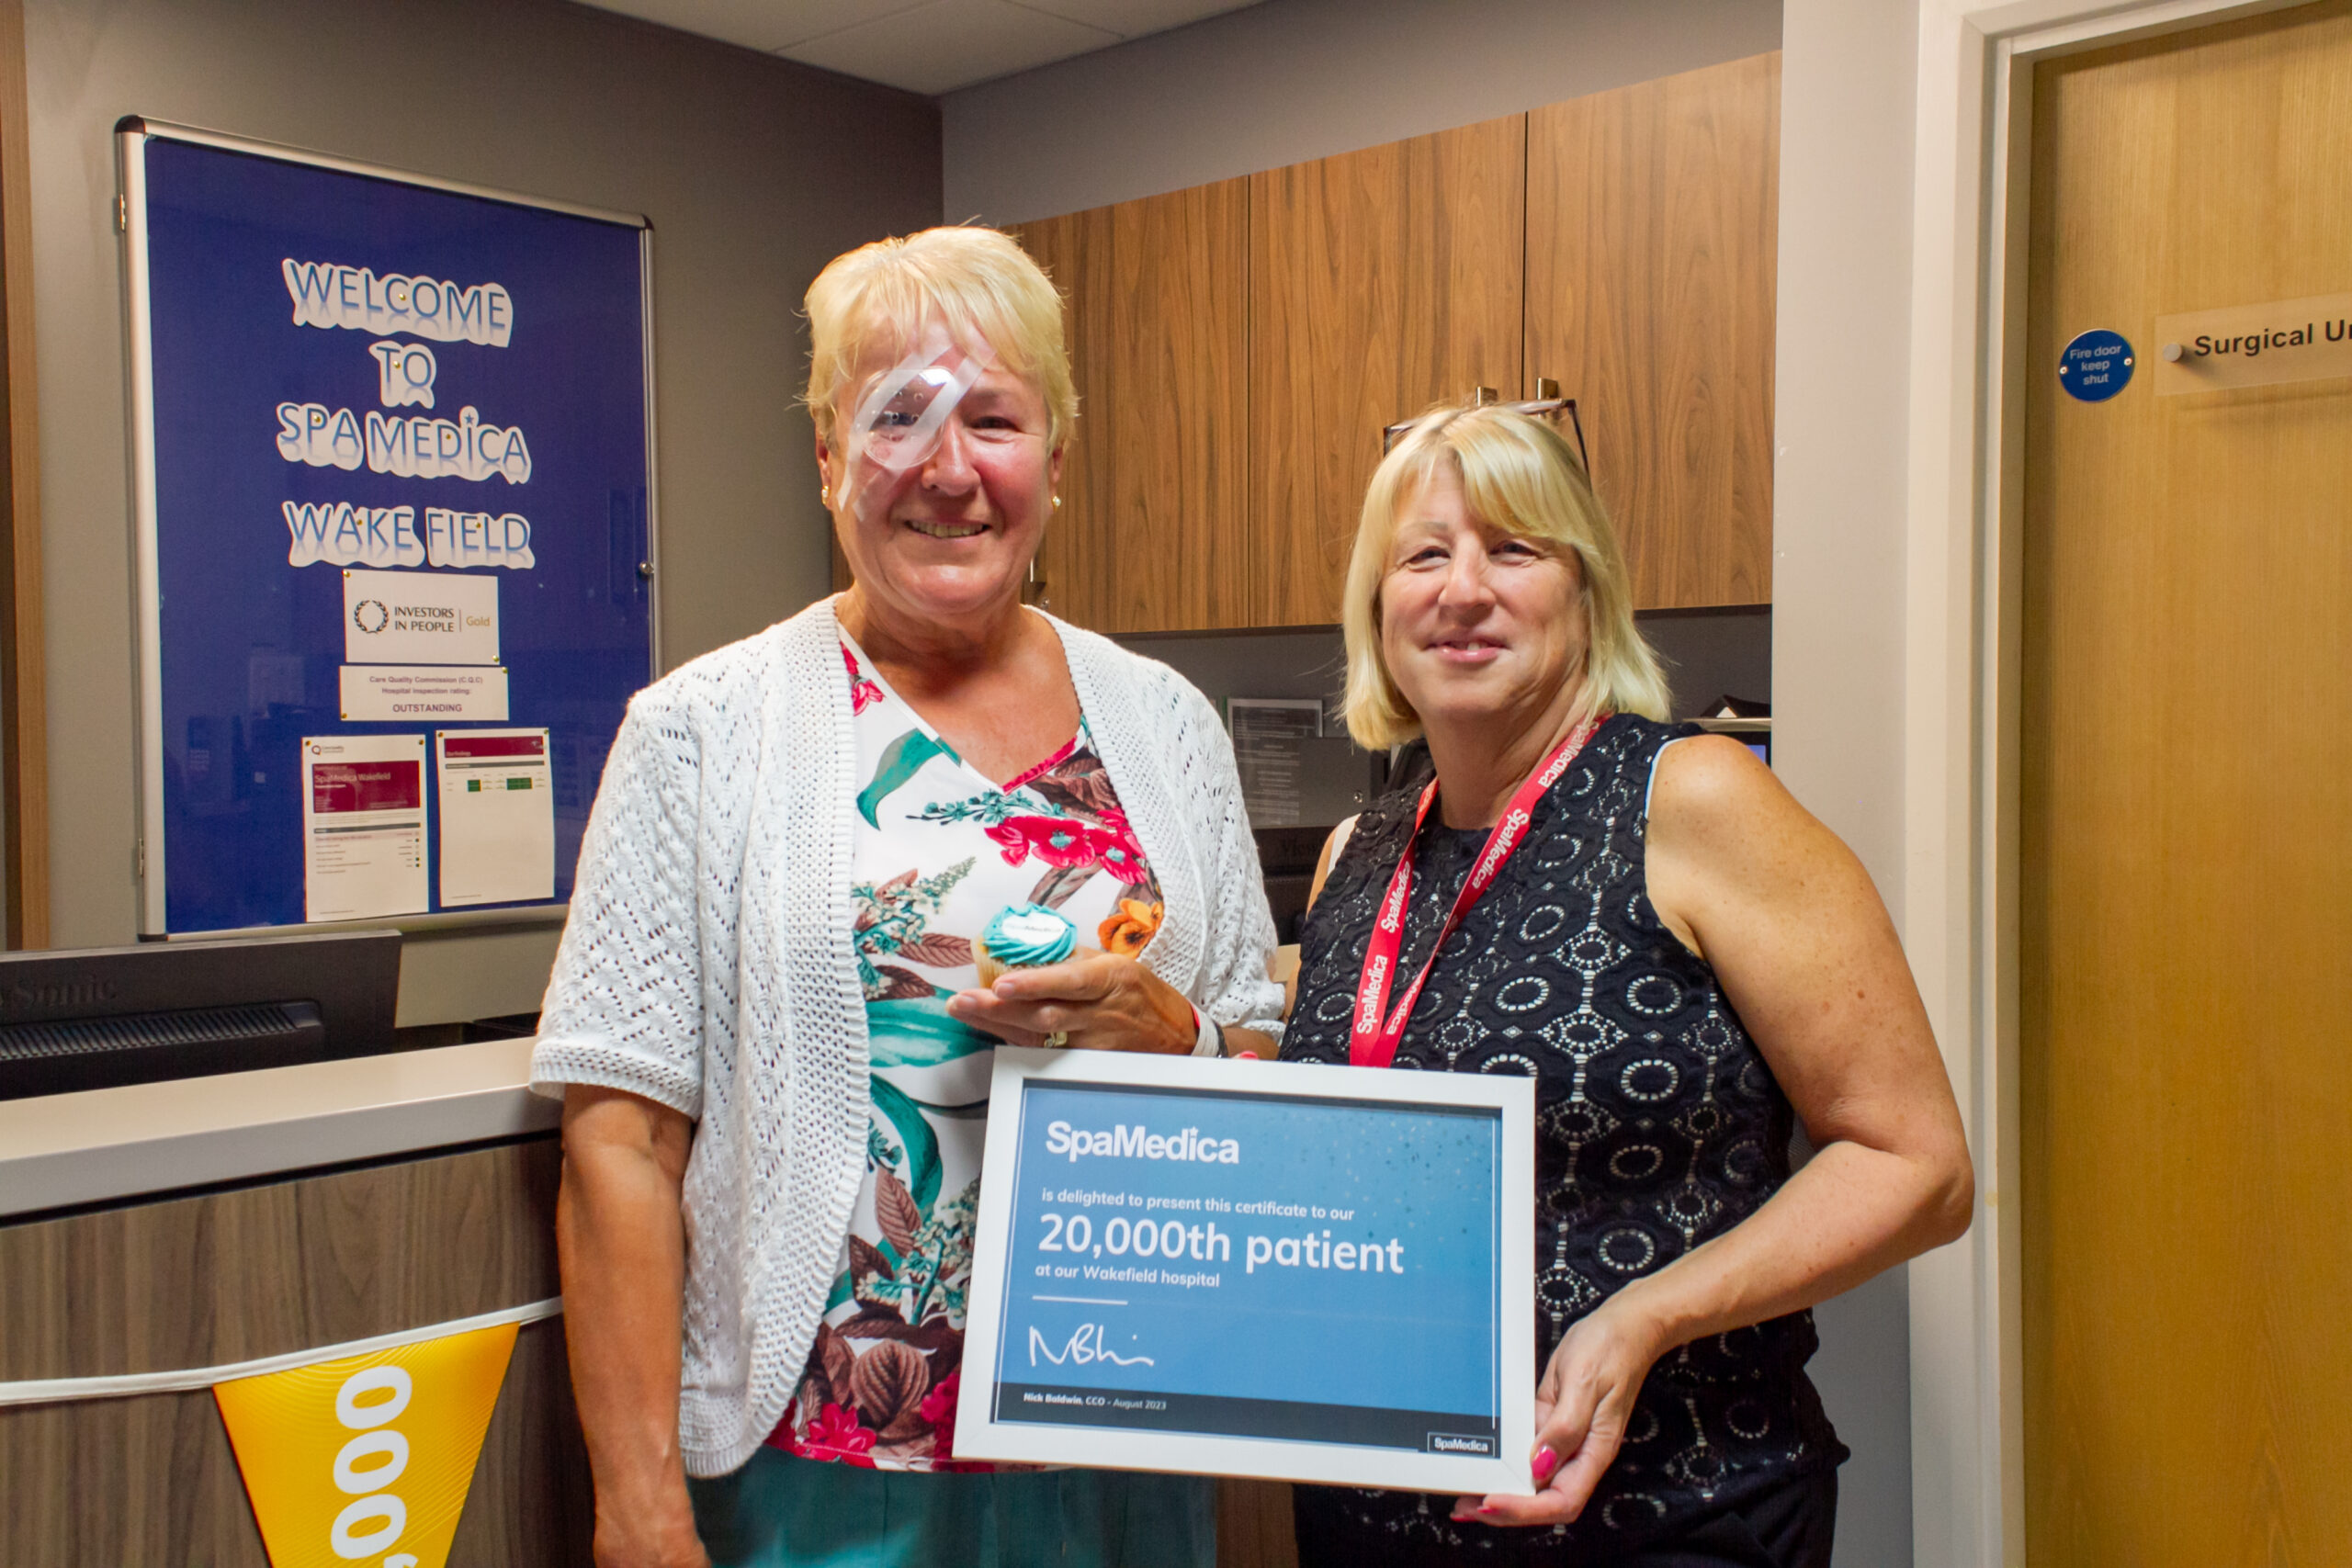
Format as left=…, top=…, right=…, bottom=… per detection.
left=1340, top=405, right=1673, bottom=750
left=803, top=225, right=1077, bottom=451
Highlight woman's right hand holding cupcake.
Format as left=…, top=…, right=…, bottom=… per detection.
left=947, top=948, right=1197, bottom=1054
left=948, top=952, right=1278, bottom=1058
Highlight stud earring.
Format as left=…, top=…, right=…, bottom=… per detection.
left=1051, top=494, right=1062, bottom=510
left=820, top=484, right=831, bottom=505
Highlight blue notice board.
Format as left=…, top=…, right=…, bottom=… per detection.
left=959, top=1051, right=1537, bottom=1494
left=119, top=122, right=655, bottom=935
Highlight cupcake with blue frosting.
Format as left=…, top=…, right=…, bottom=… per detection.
left=974, top=902, right=1077, bottom=989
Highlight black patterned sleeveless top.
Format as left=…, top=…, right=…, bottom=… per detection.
left=1282, top=716, right=1845, bottom=1562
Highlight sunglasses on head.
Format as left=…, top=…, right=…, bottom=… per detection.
left=1382, top=389, right=1590, bottom=478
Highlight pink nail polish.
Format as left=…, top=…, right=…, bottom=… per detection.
left=1532, top=1448, right=1559, bottom=1481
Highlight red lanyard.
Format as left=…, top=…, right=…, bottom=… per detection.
left=1349, top=716, right=1607, bottom=1068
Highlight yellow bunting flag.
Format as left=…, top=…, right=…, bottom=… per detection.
left=213, top=1320, right=518, bottom=1568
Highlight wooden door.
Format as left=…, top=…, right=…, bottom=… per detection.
left=1250, top=116, right=1524, bottom=627
left=1524, top=52, right=1778, bottom=610
left=2020, top=7, right=2352, bottom=1563
left=1009, top=203, right=1116, bottom=627
left=0, top=0, right=43, bottom=947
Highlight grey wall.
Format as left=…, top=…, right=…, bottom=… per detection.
left=24, top=0, right=936, bottom=1019
left=1771, top=0, right=1915, bottom=905
left=1772, top=3, right=1927, bottom=1564
left=944, top=0, right=1783, bottom=223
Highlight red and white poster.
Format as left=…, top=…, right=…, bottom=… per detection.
left=300, top=735, right=429, bottom=921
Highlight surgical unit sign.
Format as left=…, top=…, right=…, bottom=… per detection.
left=959, top=1048, right=1537, bottom=1495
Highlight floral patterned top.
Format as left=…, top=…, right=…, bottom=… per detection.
left=769, top=638, right=1165, bottom=1471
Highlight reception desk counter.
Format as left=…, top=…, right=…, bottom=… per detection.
left=1, top=1044, right=1302, bottom=1568
left=0, top=1041, right=585, bottom=1565
left=0, top=1037, right=557, bottom=1220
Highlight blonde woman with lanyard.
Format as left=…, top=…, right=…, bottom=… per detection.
left=1280, top=405, right=1972, bottom=1568
left=537, top=228, right=1282, bottom=1568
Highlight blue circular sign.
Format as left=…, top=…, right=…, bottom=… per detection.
left=2059, top=329, right=2134, bottom=402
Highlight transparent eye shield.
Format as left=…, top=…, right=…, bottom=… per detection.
left=840, top=331, right=997, bottom=478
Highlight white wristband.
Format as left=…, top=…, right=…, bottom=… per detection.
left=1190, top=1004, right=1224, bottom=1057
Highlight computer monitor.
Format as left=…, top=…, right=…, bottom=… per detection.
left=0, top=929, right=401, bottom=1100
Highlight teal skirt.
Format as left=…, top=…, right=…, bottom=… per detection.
left=688, top=1449, right=1216, bottom=1568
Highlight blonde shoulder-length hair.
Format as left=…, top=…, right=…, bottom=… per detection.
left=1340, top=405, right=1673, bottom=750
left=802, top=225, right=1078, bottom=451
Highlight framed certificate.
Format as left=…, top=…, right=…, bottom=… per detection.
left=957, top=1047, right=1537, bottom=1495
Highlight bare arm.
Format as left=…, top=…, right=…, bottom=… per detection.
left=1631, top=738, right=1973, bottom=1333
left=558, top=1084, right=710, bottom=1568
left=1468, top=737, right=1973, bottom=1527
left=1265, top=814, right=1360, bottom=1021
left=1307, top=814, right=1358, bottom=911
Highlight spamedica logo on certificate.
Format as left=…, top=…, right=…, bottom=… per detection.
left=993, top=1080, right=1503, bottom=1456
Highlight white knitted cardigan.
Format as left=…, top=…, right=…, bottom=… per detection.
left=530, top=596, right=1284, bottom=1477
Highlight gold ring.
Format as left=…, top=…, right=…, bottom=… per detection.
left=1042, top=1031, right=1069, bottom=1049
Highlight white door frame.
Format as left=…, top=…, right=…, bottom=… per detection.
left=1900, top=1, right=2320, bottom=1564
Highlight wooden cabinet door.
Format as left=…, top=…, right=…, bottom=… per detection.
left=1526, top=52, right=1778, bottom=609
left=1105, top=179, right=1251, bottom=633
left=1250, top=116, right=1526, bottom=627
left=1010, top=204, right=1116, bottom=628
left=1019, top=186, right=1249, bottom=635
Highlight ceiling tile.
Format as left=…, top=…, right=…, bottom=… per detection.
left=580, top=0, right=935, bottom=54
left=780, top=0, right=1120, bottom=95
left=1013, top=0, right=1261, bottom=39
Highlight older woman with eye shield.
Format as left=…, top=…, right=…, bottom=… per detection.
left=1278, top=405, right=1973, bottom=1568
left=531, top=227, right=1283, bottom=1568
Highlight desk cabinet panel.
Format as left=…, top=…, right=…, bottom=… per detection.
left=0, top=1137, right=590, bottom=1566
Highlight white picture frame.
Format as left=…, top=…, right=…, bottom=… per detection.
left=957, top=1047, right=1537, bottom=1495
